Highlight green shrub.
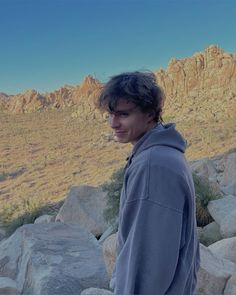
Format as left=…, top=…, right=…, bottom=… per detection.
left=0, top=196, right=60, bottom=236
left=193, top=173, right=220, bottom=226
left=102, top=167, right=220, bottom=228
left=101, top=167, right=125, bottom=226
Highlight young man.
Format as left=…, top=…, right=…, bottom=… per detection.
left=98, top=71, right=200, bottom=295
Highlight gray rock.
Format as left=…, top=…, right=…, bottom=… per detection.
left=196, top=244, right=236, bottom=295
left=220, top=153, right=236, bottom=187
left=220, top=209, right=236, bottom=238
left=55, top=185, right=109, bottom=237
left=0, top=277, right=20, bottom=295
left=190, top=159, right=217, bottom=182
left=99, top=219, right=118, bottom=245
left=0, top=223, right=109, bottom=295
left=34, top=214, right=55, bottom=224
left=221, top=182, right=236, bottom=196
left=207, top=195, right=236, bottom=225
left=224, top=274, right=236, bottom=295
left=102, top=233, right=117, bottom=278
left=81, top=288, right=113, bottom=295
left=200, top=222, right=222, bottom=246
left=209, top=237, right=236, bottom=264
left=0, top=227, right=6, bottom=242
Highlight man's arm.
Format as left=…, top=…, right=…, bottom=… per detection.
left=114, top=164, right=187, bottom=294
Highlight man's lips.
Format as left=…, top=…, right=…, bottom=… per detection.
left=114, top=131, right=126, bottom=135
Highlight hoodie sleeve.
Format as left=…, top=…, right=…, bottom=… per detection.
left=114, top=159, right=187, bottom=295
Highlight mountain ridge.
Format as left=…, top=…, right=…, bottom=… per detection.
left=1, top=45, right=236, bottom=122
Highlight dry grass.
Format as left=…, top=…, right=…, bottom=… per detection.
left=0, top=107, right=235, bottom=213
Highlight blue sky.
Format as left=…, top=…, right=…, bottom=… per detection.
left=1, top=0, right=236, bottom=95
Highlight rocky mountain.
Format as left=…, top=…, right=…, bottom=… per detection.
left=0, top=45, right=235, bottom=122
left=0, top=75, right=102, bottom=114
left=155, top=45, right=236, bottom=122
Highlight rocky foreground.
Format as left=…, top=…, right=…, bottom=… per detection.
left=0, top=150, right=236, bottom=294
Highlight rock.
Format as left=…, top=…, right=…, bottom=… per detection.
left=196, top=244, right=236, bottom=295
left=220, top=209, right=236, bottom=238
left=224, top=274, right=236, bottom=295
left=0, top=223, right=109, bottom=295
left=207, top=195, right=236, bottom=225
left=34, top=214, right=55, bottom=224
left=221, top=182, right=236, bottom=196
left=209, top=237, right=236, bottom=264
left=102, top=233, right=117, bottom=278
left=0, top=277, right=20, bottom=295
left=156, top=45, right=236, bottom=122
left=190, top=159, right=217, bottom=182
left=220, top=153, right=236, bottom=187
left=200, top=222, right=222, bottom=246
left=81, top=287, right=113, bottom=295
left=99, top=219, right=118, bottom=245
left=0, top=227, right=6, bottom=242
left=55, top=185, right=109, bottom=237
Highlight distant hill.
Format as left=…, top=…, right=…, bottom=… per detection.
left=0, top=45, right=236, bottom=123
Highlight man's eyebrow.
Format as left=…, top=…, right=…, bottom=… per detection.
left=109, top=106, right=138, bottom=113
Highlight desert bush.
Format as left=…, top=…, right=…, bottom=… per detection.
left=193, top=173, right=221, bottom=227
left=0, top=196, right=60, bottom=236
left=102, top=166, right=125, bottom=226
left=102, top=167, right=220, bottom=227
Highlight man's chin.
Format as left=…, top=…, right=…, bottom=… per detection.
left=114, top=136, right=129, bottom=144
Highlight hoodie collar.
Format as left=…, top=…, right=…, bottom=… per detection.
left=132, top=123, right=187, bottom=157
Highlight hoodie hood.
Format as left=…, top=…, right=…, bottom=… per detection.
left=132, top=123, right=187, bottom=156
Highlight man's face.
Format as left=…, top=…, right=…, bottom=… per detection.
left=108, top=99, right=155, bottom=145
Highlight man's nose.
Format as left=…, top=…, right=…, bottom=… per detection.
left=109, top=114, right=120, bottom=128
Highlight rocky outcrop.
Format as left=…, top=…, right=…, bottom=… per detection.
left=155, top=45, right=236, bottom=122
left=1, top=45, right=235, bottom=121
left=0, top=75, right=102, bottom=117
left=0, top=223, right=109, bottom=295
left=0, top=93, right=11, bottom=110
left=7, top=90, right=48, bottom=113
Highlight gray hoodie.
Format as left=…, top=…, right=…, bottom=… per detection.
left=111, top=123, right=200, bottom=295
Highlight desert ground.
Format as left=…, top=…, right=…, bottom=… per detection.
left=0, top=107, right=235, bottom=213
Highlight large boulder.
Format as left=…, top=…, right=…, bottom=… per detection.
left=0, top=223, right=109, bottom=295
left=102, top=233, right=117, bottom=278
left=209, top=237, right=236, bottom=264
left=55, top=185, right=109, bottom=237
left=207, top=195, right=236, bottom=225
left=196, top=244, right=236, bottom=295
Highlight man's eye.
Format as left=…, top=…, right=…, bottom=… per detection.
left=119, top=113, right=129, bottom=117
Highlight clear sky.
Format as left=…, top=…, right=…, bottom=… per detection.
left=1, top=0, right=236, bottom=95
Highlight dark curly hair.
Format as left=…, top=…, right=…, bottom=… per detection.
left=98, top=71, right=165, bottom=122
